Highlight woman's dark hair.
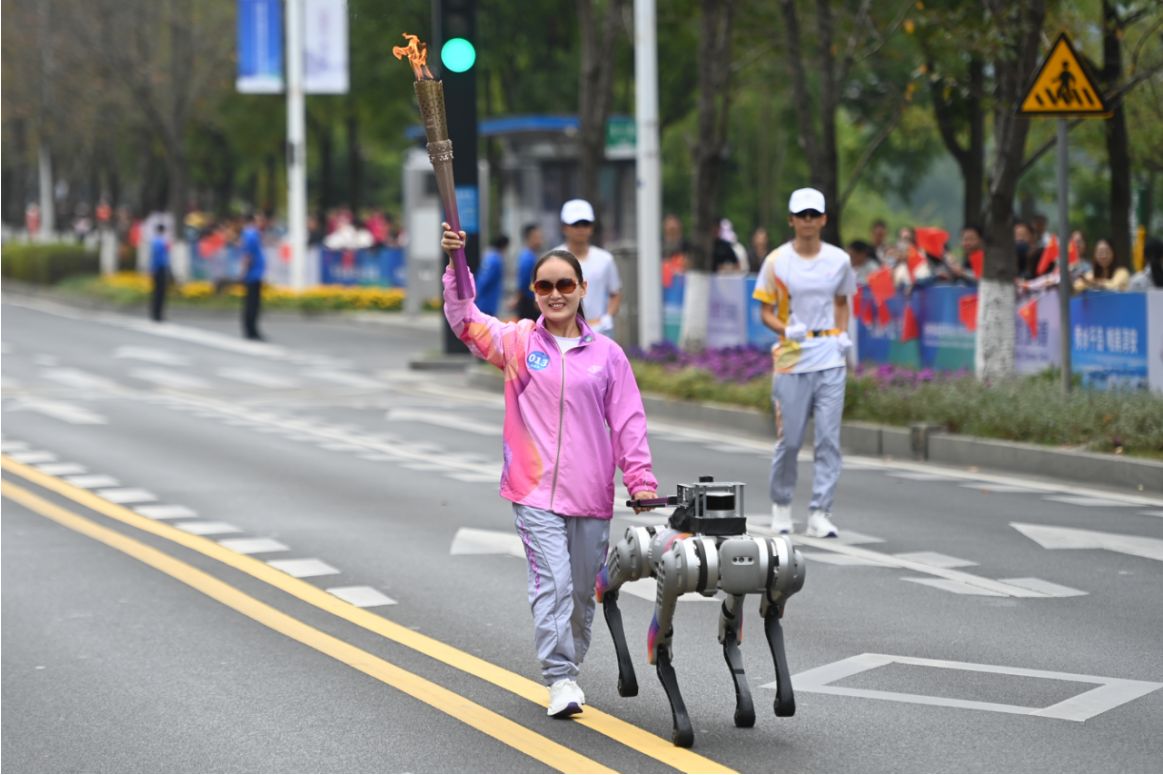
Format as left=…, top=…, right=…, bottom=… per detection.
left=1145, top=237, right=1163, bottom=288
left=532, top=249, right=586, bottom=321
left=1093, top=238, right=1115, bottom=279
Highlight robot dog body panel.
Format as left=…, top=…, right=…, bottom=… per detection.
left=598, top=478, right=805, bottom=748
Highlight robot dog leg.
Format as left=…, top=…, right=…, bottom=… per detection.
left=718, top=593, right=755, bottom=728
left=596, top=526, right=653, bottom=697
left=759, top=534, right=805, bottom=717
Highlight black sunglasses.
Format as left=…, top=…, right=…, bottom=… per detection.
left=532, top=278, right=579, bottom=295
left=567, top=220, right=594, bottom=228
left=792, top=209, right=823, bottom=220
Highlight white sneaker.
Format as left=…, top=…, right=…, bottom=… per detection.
left=547, top=679, right=584, bottom=718
left=771, top=503, right=793, bottom=534
left=805, top=510, right=838, bottom=538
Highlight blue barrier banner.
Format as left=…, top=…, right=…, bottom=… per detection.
left=1071, top=291, right=1149, bottom=389
left=237, top=0, right=284, bottom=94
left=745, top=277, right=779, bottom=349
left=856, top=289, right=921, bottom=368
left=663, top=274, right=685, bottom=344
left=918, top=285, right=976, bottom=371
left=707, top=275, right=748, bottom=348
left=320, top=247, right=404, bottom=286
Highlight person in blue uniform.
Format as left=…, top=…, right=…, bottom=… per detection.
left=239, top=212, right=266, bottom=340
left=476, top=234, right=508, bottom=316
left=150, top=224, right=169, bottom=322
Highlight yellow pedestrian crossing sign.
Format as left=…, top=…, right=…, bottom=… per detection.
left=1019, top=32, right=1110, bottom=117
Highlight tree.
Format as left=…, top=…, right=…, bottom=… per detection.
left=975, top=0, right=1047, bottom=381
left=576, top=0, right=625, bottom=235
left=678, top=0, right=736, bottom=351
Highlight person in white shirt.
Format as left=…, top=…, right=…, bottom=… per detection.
left=555, top=199, right=622, bottom=337
left=752, top=188, right=856, bottom=538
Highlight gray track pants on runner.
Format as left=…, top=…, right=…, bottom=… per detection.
left=513, top=503, right=611, bottom=685
left=769, top=365, right=846, bottom=512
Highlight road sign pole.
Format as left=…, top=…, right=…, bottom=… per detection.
left=1057, top=118, right=1071, bottom=395
left=286, top=0, right=308, bottom=291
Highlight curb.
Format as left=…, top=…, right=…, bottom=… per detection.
left=465, top=365, right=1163, bottom=493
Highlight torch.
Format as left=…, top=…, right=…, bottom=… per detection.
left=394, top=34, right=473, bottom=300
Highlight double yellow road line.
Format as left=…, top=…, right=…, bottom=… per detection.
left=1, top=456, right=735, bottom=774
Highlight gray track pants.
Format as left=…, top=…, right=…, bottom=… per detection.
left=769, top=365, right=847, bottom=512
left=512, top=503, right=611, bottom=685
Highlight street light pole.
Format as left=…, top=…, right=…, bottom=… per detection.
left=1057, top=118, right=1071, bottom=395
left=286, top=0, right=308, bottom=290
left=634, top=0, right=662, bottom=348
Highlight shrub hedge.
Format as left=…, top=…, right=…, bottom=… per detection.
left=1, top=244, right=99, bottom=284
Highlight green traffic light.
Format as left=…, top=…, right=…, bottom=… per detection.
left=441, top=38, right=476, bottom=73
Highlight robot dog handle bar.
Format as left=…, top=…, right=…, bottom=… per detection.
left=624, top=496, right=677, bottom=508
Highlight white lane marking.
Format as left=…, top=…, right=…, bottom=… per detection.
left=33, top=354, right=59, bottom=366
left=445, top=473, right=500, bottom=483
left=958, top=483, right=1043, bottom=493
left=1043, top=495, right=1137, bottom=508
left=35, top=462, right=88, bottom=475
left=705, top=444, right=754, bottom=454
left=40, top=368, right=121, bottom=391
left=1, top=441, right=31, bottom=452
left=618, top=577, right=723, bottom=603
left=1011, top=523, right=1163, bottom=563
left=1141, top=510, right=1163, bottom=518
left=997, top=577, right=1087, bottom=597
left=8, top=451, right=58, bottom=464
left=134, top=504, right=199, bottom=519
left=801, top=551, right=894, bottom=567
left=893, top=551, right=978, bottom=569
left=386, top=408, right=502, bottom=436
left=783, top=532, right=1050, bottom=597
left=901, top=577, right=1006, bottom=596
left=887, top=472, right=960, bottom=481
left=114, top=346, right=191, bottom=366
left=326, top=586, right=397, bottom=607
left=401, top=462, right=449, bottom=472
left=266, top=558, right=341, bottom=578
left=222, top=419, right=261, bottom=426
left=63, top=474, right=121, bottom=489
left=318, top=442, right=366, bottom=451
left=301, top=369, right=386, bottom=389
left=95, top=487, right=157, bottom=504
left=782, top=653, right=1163, bottom=722
left=218, top=537, right=290, bottom=554
left=450, top=527, right=526, bottom=558
left=7, top=399, right=108, bottom=425
left=175, top=521, right=243, bottom=535
left=2, top=376, right=23, bottom=389
left=832, top=530, right=887, bottom=546
left=216, top=368, right=299, bottom=389
left=130, top=368, right=212, bottom=389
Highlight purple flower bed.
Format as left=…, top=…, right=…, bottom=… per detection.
left=852, top=363, right=970, bottom=387
left=628, top=342, right=773, bottom=383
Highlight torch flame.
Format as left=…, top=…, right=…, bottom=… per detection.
left=393, top=33, right=435, bottom=81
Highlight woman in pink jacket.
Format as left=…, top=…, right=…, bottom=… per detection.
left=440, top=224, right=659, bottom=719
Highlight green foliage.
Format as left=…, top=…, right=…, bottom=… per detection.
left=1, top=245, right=99, bottom=285
left=630, top=360, right=1163, bottom=458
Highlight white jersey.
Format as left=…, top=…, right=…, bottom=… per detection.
left=752, top=241, right=856, bottom=373
left=554, top=243, right=622, bottom=333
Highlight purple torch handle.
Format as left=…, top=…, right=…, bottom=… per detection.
left=439, top=192, right=473, bottom=300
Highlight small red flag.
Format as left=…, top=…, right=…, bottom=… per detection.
left=901, top=305, right=920, bottom=342
left=875, top=300, right=891, bottom=327
left=1018, top=299, right=1039, bottom=339
left=915, top=227, right=949, bottom=259
left=852, top=286, right=865, bottom=319
left=959, top=294, right=978, bottom=332
left=868, top=266, right=895, bottom=305
left=1036, top=236, right=1059, bottom=276
left=969, top=249, right=984, bottom=278
left=863, top=299, right=874, bottom=325
left=906, top=246, right=926, bottom=280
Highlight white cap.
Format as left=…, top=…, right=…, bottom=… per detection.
left=560, top=199, right=596, bottom=225
left=788, top=188, right=826, bottom=214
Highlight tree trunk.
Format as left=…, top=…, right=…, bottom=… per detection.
left=680, top=0, right=735, bottom=352
left=346, top=98, right=361, bottom=214
left=780, top=0, right=823, bottom=185
left=815, top=0, right=841, bottom=245
left=576, top=0, right=624, bottom=240
left=977, top=0, right=1046, bottom=381
left=929, top=56, right=985, bottom=228
left=319, top=119, right=333, bottom=220
left=1102, top=0, right=1131, bottom=269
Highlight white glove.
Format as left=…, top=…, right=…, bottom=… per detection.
left=599, top=314, right=614, bottom=333
left=837, top=331, right=853, bottom=353
left=784, top=323, right=807, bottom=342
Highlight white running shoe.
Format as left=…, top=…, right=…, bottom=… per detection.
left=805, top=510, right=838, bottom=538
left=547, top=679, right=584, bottom=718
left=771, top=503, right=793, bottom=534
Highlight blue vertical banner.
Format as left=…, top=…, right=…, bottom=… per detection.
left=1070, top=292, right=1149, bottom=389
left=453, top=186, right=480, bottom=234
left=237, top=0, right=284, bottom=94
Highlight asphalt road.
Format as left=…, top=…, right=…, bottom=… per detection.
left=3, top=294, right=1161, bottom=773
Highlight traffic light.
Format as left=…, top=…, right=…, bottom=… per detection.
left=434, top=0, right=479, bottom=355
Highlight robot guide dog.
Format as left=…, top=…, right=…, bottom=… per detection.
left=595, top=477, right=805, bottom=748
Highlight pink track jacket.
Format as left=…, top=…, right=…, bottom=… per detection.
left=443, top=266, right=658, bottom=518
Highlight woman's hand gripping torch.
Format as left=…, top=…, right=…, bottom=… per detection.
left=393, top=33, right=473, bottom=300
